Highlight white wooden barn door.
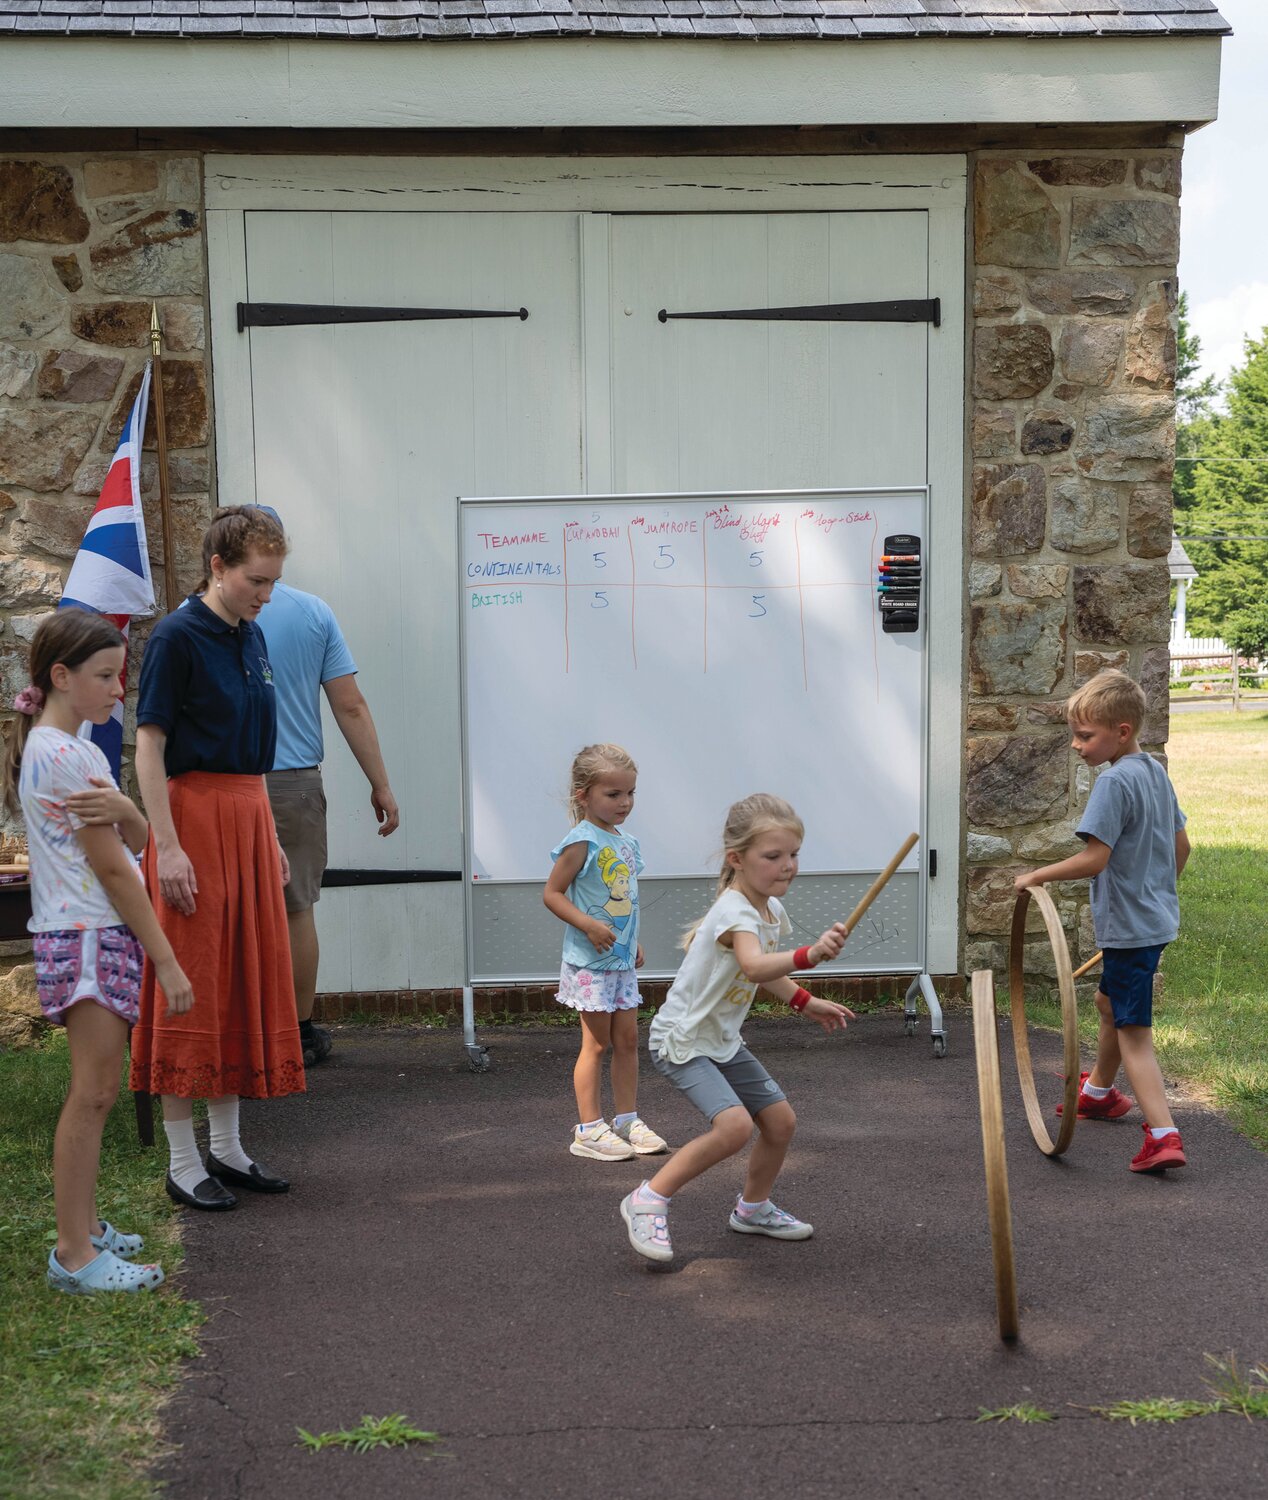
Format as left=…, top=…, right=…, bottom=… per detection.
left=238, top=204, right=938, bottom=994
left=241, top=211, right=584, bottom=993
left=600, top=212, right=930, bottom=495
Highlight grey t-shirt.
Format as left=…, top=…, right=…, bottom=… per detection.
left=1077, top=752, right=1186, bottom=948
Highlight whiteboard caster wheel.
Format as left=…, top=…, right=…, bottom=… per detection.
left=932, top=1036, right=948, bottom=1059
left=466, top=1045, right=491, bottom=1074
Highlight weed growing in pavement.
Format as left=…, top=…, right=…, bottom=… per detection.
left=1087, top=1398, right=1215, bottom=1425
left=297, top=1414, right=444, bottom=1455
left=1203, top=1352, right=1268, bottom=1420
left=975, top=1404, right=1056, bottom=1424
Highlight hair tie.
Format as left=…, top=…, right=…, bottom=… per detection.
left=13, top=685, right=44, bottom=716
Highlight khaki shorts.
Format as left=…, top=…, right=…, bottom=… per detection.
left=266, top=767, right=327, bottom=914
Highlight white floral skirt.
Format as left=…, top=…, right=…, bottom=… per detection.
left=556, top=962, right=641, bottom=1013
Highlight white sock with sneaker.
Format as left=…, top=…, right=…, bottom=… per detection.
left=1150, top=1126, right=1179, bottom=1139
left=613, top=1111, right=639, bottom=1130
left=1082, top=1080, right=1113, bottom=1099
left=634, top=1180, right=671, bottom=1208
left=578, top=1118, right=605, bottom=1134
left=207, top=1096, right=255, bottom=1173
left=164, top=1117, right=205, bottom=1194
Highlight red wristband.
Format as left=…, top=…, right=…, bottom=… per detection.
left=793, top=945, right=815, bottom=970
left=789, top=987, right=812, bottom=1013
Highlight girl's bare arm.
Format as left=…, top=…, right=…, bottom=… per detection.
left=544, top=842, right=616, bottom=952
left=76, top=824, right=194, bottom=1014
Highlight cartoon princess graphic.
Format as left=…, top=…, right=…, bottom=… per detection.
left=587, top=845, right=638, bottom=968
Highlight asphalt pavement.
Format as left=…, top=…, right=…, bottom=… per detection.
left=156, top=1013, right=1268, bottom=1499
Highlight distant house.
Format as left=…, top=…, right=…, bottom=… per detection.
left=0, top=2, right=1232, bottom=1001
left=1169, top=537, right=1200, bottom=641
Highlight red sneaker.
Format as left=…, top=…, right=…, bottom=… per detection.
left=1056, top=1071, right=1134, bottom=1120
left=1130, top=1126, right=1187, bottom=1173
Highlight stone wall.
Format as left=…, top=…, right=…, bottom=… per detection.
left=0, top=152, right=215, bottom=813
left=966, top=149, right=1180, bottom=979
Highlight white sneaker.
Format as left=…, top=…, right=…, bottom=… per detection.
left=728, top=1200, right=814, bottom=1240
left=612, top=1117, right=669, bottom=1154
left=621, top=1191, right=673, bottom=1263
left=570, top=1123, right=636, bottom=1161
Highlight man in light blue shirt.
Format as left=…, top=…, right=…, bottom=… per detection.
left=255, top=509, right=400, bottom=1066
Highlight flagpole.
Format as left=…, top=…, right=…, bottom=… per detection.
left=149, top=305, right=180, bottom=614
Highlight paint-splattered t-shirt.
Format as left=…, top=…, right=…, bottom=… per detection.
left=19, top=727, right=138, bottom=933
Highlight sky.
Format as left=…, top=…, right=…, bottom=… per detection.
left=1177, top=0, right=1268, bottom=393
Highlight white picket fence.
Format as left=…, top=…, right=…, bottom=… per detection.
left=1169, top=629, right=1230, bottom=659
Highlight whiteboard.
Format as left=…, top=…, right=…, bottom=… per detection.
left=459, top=490, right=928, bottom=981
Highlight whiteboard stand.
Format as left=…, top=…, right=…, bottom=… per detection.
left=904, top=973, right=946, bottom=1057
left=457, top=486, right=941, bottom=1070
left=462, top=986, right=490, bottom=1073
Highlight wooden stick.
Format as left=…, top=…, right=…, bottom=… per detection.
left=971, top=969, right=1020, bottom=1343
left=149, top=306, right=180, bottom=615
left=841, top=831, right=919, bottom=937
left=1009, top=886, right=1080, bottom=1158
left=1072, top=950, right=1103, bottom=981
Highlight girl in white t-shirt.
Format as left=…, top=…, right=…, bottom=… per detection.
left=621, top=794, right=852, bottom=1264
left=2, top=610, right=193, bottom=1295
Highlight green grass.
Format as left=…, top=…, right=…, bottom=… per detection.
left=1022, top=710, right=1268, bottom=1150
left=975, top=1403, right=1056, bottom=1424
left=296, top=1413, right=444, bottom=1456
left=0, top=1033, right=203, bottom=1499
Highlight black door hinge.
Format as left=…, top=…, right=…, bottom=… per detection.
left=658, top=297, right=940, bottom=326
left=237, top=303, right=528, bottom=332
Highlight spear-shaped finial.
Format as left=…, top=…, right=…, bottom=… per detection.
left=149, top=302, right=162, bottom=358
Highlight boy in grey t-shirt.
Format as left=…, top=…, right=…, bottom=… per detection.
left=1016, top=669, right=1191, bottom=1175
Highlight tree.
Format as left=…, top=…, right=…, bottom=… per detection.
left=1175, top=319, right=1268, bottom=639
left=1172, top=292, right=1220, bottom=528
left=1223, top=597, right=1268, bottom=663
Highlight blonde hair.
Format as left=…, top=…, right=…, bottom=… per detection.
left=1066, top=668, right=1146, bottom=734
left=567, top=742, right=637, bottom=824
left=682, top=793, right=805, bottom=950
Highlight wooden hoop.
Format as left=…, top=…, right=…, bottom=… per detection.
left=971, top=970, right=1019, bottom=1343
left=1009, top=886, right=1080, bottom=1157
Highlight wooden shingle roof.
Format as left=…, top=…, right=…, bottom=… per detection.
left=0, top=0, right=1233, bottom=43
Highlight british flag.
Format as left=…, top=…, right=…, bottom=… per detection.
left=60, top=362, right=157, bottom=780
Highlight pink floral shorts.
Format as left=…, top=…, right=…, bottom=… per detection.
left=556, top=962, right=641, bottom=1014
left=33, top=925, right=143, bottom=1027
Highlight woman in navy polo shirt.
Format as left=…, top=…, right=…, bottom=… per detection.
left=129, top=507, right=304, bottom=1211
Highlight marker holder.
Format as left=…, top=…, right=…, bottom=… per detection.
left=878, top=532, right=921, bottom=634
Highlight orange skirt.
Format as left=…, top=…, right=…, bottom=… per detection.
left=129, top=772, right=305, bottom=1101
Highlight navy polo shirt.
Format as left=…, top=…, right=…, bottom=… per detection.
left=137, top=594, right=278, bottom=778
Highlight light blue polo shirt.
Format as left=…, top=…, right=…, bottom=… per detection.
left=1077, top=753, right=1186, bottom=948
left=264, top=582, right=357, bottom=771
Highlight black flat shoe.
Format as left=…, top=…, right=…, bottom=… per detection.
left=205, top=1153, right=290, bottom=1194
left=166, top=1173, right=237, bottom=1211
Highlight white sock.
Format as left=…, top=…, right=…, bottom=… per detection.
left=737, top=1196, right=770, bottom=1216
left=1082, top=1080, right=1113, bottom=1099
left=207, top=1096, right=254, bottom=1172
left=578, top=1118, right=606, bottom=1134
left=635, top=1181, right=671, bottom=1207
left=164, top=1117, right=205, bottom=1194
left=613, top=1112, right=639, bottom=1130
left=1150, top=1126, right=1178, bottom=1140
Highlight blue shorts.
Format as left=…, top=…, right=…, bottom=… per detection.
left=1099, top=945, right=1166, bottom=1028
left=651, top=1045, right=787, bottom=1122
